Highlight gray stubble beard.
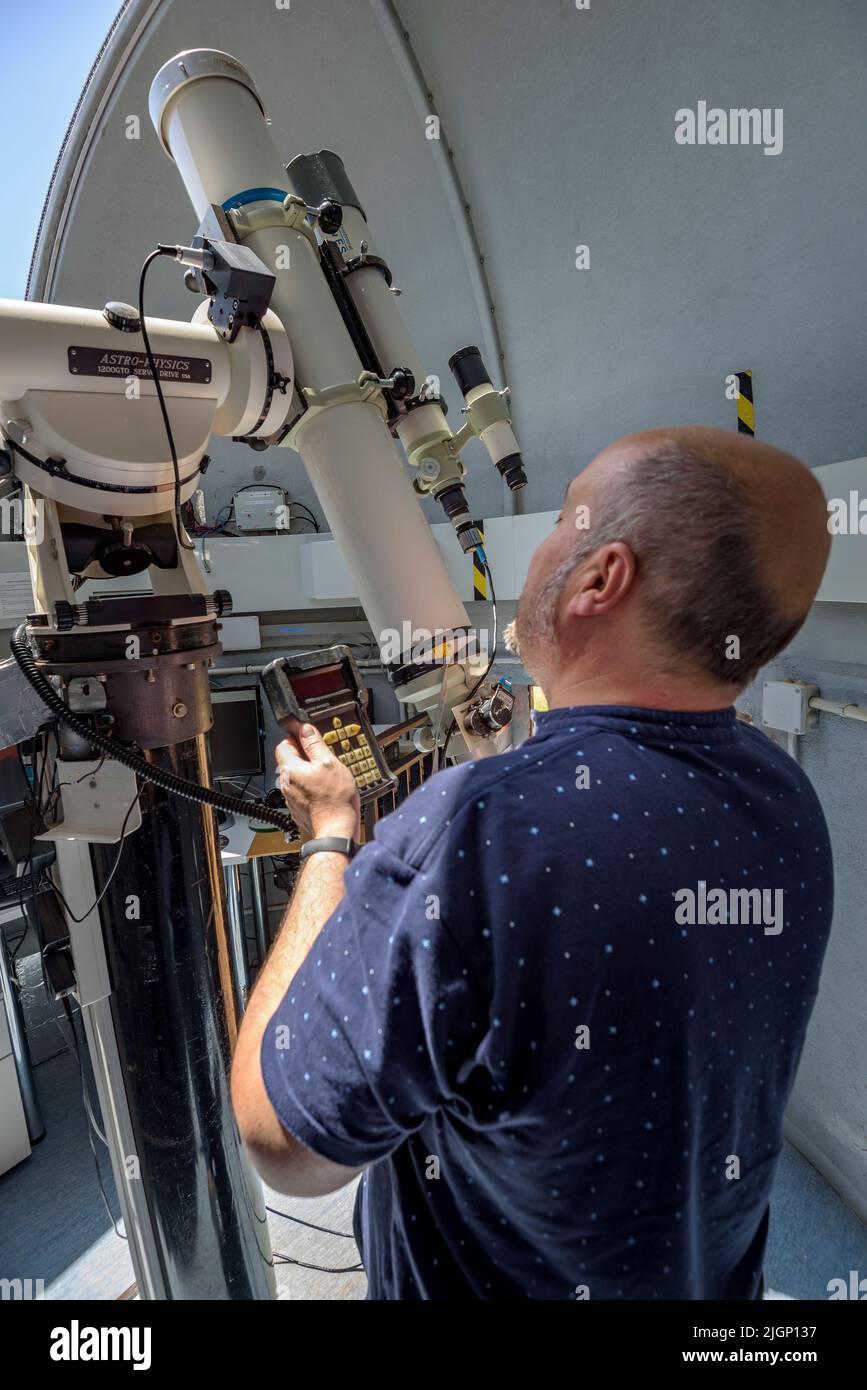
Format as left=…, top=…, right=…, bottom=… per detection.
left=510, top=554, right=580, bottom=682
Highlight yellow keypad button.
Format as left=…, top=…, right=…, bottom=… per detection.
left=341, top=739, right=351, bottom=751
left=345, top=723, right=361, bottom=737
left=324, top=730, right=339, bottom=745
left=332, top=717, right=343, bottom=729
left=338, top=753, right=350, bottom=764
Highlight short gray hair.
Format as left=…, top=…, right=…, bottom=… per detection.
left=570, top=443, right=803, bottom=684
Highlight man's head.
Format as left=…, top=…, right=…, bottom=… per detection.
left=511, top=426, right=831, bottom=708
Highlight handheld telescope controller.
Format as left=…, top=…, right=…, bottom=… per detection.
left=262, top=647, right=396, bottom=803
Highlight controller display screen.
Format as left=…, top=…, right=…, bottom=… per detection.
left=290, top=667, right=347, bottom=703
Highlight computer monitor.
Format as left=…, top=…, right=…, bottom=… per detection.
left=0, top=746, right=30, bottom=815
left=209, top=686, right=265, bottom=780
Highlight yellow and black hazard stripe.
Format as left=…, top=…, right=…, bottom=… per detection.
left=736, top=370, right=755, bottom=436
left=472, top=524, right=487, bottom=599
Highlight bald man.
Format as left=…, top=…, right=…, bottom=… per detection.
left=233, top=426, right=833, bottom=1301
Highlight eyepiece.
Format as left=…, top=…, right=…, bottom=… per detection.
left=449, top=345, right=528, bottom=494
left=436, top=483, right=482, bottom=553
left=496, top=452, right=528, bottom=492
left=448, top=345, right=490, bottom=398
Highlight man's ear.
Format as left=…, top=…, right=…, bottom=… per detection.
left=565, top=542, right=636, bottom=619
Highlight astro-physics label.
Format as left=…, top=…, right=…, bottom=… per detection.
left=68, top=346, right=212, bottom=384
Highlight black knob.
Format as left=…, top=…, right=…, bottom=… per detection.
left=389, top=367, right=415, bottom=402
left=317, top=199, right=343, bottom=235
left=95, top=538, right=151, bottom=578
left=54, top=601, right=76, bottom=632
left=103, top=301, right=141, bottom=333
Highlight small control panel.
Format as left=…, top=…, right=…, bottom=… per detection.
left=261, top=646, right=396, bottom=803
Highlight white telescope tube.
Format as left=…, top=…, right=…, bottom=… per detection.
left=318, top=201, right=427, bottom=392
left=286, top=153, right=455, bottom=475
left=149, top=50, right=471, bottom=681
left=286, top=152, right=524, bottom=535
left=296, top=400, right=466, bottom=645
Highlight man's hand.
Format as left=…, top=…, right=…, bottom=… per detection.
left=276, top=721, right=361, bottom=840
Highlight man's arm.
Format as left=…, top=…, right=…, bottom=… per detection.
left=231, top=721, right=363, bottom=1196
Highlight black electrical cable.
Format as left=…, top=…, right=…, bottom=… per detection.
left=10, top=869, right=37, bottom=964
left=273, top=1252, right=363, bottom=1275
left=49, top=788, right=143, bottom=924
left=138, top=246, right=196, bottom=552
left=289, top=502, right=320, bottom=532
left=14, top=753, right=35, bottom=930
left=5, top=434, right=200, bottom=497
left=217, top=774, right=254, bottom=797
left=12, top=736, right=45, bottom=962
left=442, top=553, right=498, bottom=763
left=9, top=624, right=296, bottom=835
left=265, top=1205, right=355, bottom=1239
left=61, top=998, right=107, bottom=1145
left=43, top=755, right=108, bottom=826
left=61, top=997, right=126, bottom=1242
left=7, top=932, right=28, bottom=965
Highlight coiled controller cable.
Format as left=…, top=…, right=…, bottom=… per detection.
left=10, top=622, right=295, bottom=836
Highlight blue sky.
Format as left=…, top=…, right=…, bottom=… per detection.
left=0, top=1, right=122, bottom=299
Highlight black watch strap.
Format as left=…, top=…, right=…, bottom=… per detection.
left=300, top=836, right=359, bottom=861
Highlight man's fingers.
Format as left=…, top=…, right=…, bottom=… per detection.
left=276, top=737, right=303, bottom=770
left=281, top=720, right=332, bottom=765
left=295, top=721, right=334, bottom=767
left=275, top=738, right=333, bottom=796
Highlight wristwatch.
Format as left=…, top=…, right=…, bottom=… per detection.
left=299, top=836, right=360, bottom=861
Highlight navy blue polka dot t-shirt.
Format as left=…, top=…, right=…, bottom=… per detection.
left=261, top=705, right=833, bottom=1300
